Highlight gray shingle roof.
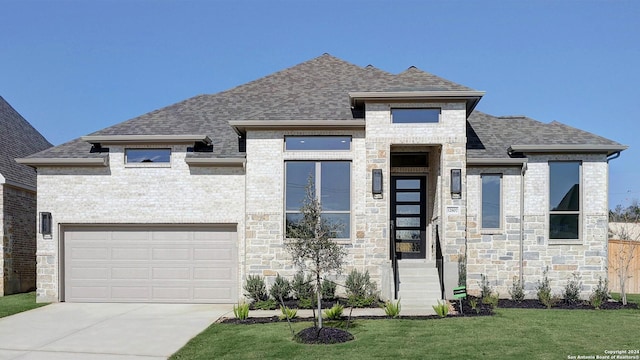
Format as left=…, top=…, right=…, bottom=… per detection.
left=24, top=54, right=623, bottom=161
left=0, top=96, right=52, bottom=187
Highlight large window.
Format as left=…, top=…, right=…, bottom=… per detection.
left=481, top=174, right=502, bottom=229
left=285, top=161, right=351, bottom=238
left=125, top=148, right=170, bottom=163
left=549, top=162, right=581, bottom=240
left=391, top=108, right=440, bottom=123
left=285, top=136, right=351, bottom=151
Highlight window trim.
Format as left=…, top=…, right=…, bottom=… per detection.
left=284, top=160, right=352, bottom=240
left=391, top=108, right=441, bottom=124
left=548, top=161, right=582, bottom=244
left=480, top=173, right=503, bottom=231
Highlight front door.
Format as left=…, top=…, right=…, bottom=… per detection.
left=391, top=176, right=427, bottom=259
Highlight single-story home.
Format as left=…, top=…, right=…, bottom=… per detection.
left=18, top=54, right=627, bottom=309
left=1, top=96, right=52, bottom=295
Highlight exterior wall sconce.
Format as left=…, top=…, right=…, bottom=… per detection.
left=40, top=212, right=52, bottom=236
left=372, top=169, right=383, bottom=198
left=451, top=169, right=462, bottom=197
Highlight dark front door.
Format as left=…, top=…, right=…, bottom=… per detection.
left=391, top=176, right=427, bottom=259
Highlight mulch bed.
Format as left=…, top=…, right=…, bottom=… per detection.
left=294, top=327, right=354, bottom=344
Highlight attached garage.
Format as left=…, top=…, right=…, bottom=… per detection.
left=62, top=225, right=238, bottom=303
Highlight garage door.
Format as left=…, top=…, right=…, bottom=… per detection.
left=63, top=226, right=238, bottom=303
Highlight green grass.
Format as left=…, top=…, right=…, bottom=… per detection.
left=170, top=308, right=640, bottom=360
left=611, top=292, right=640, bottom=304
left=0, top=292, right=48, bottom=318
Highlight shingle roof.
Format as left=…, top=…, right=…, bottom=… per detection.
left=24, top=54, right=623, bottom=161
left=466, top=112, right=624, bottom=159
left=0, top=96, right=52, bottom=187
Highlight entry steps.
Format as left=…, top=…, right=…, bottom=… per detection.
left=395, top=260, right=442, bottom=315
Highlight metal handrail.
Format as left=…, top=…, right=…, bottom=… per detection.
left=435, top=224, right=445, bottom=299
left=390, top=220, right=399, bottom=299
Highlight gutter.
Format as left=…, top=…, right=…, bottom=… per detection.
left=607, top=151, right=621, bottom=163
left=508, top=144, right=628, bottom=156
left=229, top=119, right=365, bottom=135
left=15, top=157, right=109, bottom=168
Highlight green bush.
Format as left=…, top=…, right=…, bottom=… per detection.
left=233, top=302, right=249, bottom=320
left=509, top=276, right=525, bottom=302
left=432, top=300, right=449, bottom=318
left=563, top=272, right=582, bottom=304
left=382, top=299, right=401, bottom=318
left=269, top=274, right=291, bottom=301
left=253, top=299, right=277, bottom=310
left=537, top=268, right=557, bottom=309
left=323, top=303, right=344, bottom=320
left=482, top=293, right=499, bottom=309
left=297, top=297, right=316, bottom=309
left=292, top=272, right=315, bottom=300
left=279, top=305, right=297, bottom=320
left=321, top=278, right=337, bottom=300
left=479, top=274, right=493, bottom=299
left=345, top=269, right=377, bottom=299
left=590, top=277, right=609, bottom=309
left=244, top=274, right=268, bottom=302
left=469, top=298, right=479, bottom=314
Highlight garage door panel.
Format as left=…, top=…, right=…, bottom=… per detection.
left=64, top=226, right=238, bottom=303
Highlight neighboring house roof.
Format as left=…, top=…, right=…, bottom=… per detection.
left=0, top=96, right=52, bottom=188
left=22, top=54, right=625, bottom=162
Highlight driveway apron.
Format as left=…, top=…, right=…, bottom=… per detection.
left=0, top=303, right=232, bottom=360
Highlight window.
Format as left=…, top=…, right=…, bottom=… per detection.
left=285, top=136, right=351, bottom=151
left=391, top=108, right=440, bottom=123
left=125, top=148, right=171, bottom=163
left=549, top=162, right=581, bottom=240
left=285, top=161, right=351, bottom=238
left=481, top=174, right=502, bottom=229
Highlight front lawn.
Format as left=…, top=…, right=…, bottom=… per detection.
left=171, top=308, right=640, bottom=360
left=0, top=292, right=48, bottom=318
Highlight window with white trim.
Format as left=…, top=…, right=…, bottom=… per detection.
left=549, top=161, right=581, bottom=240
left=391, top=108, right=440, bottom=123
left=481, top=174, right=502, bottom=229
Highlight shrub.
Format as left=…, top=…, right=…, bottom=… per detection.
left=323, top=303, right=344, bottom=320
left=244, top=274, right=268, bottom=302
left=345, top=269, right=377, bottom=299
left=563, top=272, right=582, bottom=304
left=297, top=297, right=316, bottom=309
left=279, top=305, right=298, bottom=320
left=321, top=278, right=337, bottom=300
left=537, top=268, right=557, bottom=309
left=253, top=299, right=276, bottom=310
left=590, top=277, right=610, bottom=309
left=292, top=272, right=315, bottom=300
left=479, top=274, right=493, bottom=299
left=382, top=299, right=401, bottom=318
left=233, top=302, right=249, bottom=320
left=482, top=293, right=499, bottom=309
left=269, top=274, right=292, bottom=301
left=509, top=276, right=525, bottom=302
left=469, top=298, right=479, bottom=314
left=432, top=300, right=449, bottom=318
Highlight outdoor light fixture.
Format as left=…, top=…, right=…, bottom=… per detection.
left=451, top=169, right=462, bottom=197
left=40, top=212, right=52, bottom=236
left=372, top=169, right=383, bottom=197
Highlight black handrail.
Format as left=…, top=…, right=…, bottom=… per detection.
left=390, top=220, right=399, bottom=299
left=435, top=224, right=445, bottom=299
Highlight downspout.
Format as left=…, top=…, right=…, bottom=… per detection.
left=519, top=161, right=527, bottom=284
left=607, top=151, right=621, bottom=163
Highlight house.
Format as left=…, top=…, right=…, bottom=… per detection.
left=18, top=54, right=627, bottom=308
left=0, top=96, right=52, bottom=295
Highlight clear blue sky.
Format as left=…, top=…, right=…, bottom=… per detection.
left=1, top=0, right=638, bottom=209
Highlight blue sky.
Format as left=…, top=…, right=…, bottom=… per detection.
left=1, top=0, right=638, bottom=208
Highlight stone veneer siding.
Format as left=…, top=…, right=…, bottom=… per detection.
left=35, top=145, right=245, bottom=302
left=2, top=184, right=37, bottom=295
left=465, top=154, right=610, bottom=298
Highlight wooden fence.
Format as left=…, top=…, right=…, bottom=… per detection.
left=608, top=239, right=640, bottom=294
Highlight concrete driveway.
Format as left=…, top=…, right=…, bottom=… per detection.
left=0, top=303, right=233, bottom=360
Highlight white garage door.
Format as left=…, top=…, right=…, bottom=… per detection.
left=63, top=226, right=238, bottom=303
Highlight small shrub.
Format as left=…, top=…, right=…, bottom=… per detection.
left=509, top=276, right=525, bottom=303
left=347, top=295, right=378, bottom=308
left=537, top=267, right=554, bottom=308
left=590, top=277, right=610, bottom=309
left=321, top=278, right=337, bottom=300
left=292, top=272, right=315, bottom=300
left=279, top=305, right=298, bottom=320
left=479, top=274, right=493, bottom=299
left=482, top=293, right=499, bottom=309
left=382, top=299, right=401, bottom=318
left=244, top=274, right=268, bottom=302
left=469, top=298, right=479, bottom=314
left=432, top=300, right=449, bottom=318
left=269, top=274, right=292, bottom=301
left=563, top=272, right=582, bottom=304
left=253, top=299, right=277, bottom=310
left=233, top=301, right=249, bottom=320
left=345, top=269, right=377, bottom=299
left=297, top=297, right=316, bottom=309
left=323, top=303, right=344, bottom=320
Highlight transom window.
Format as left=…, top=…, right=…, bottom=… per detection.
left=481, top=174, right=502, bottom=229
left=391, top=108, right=440, bottom=123
left=125, top=148, right=171, bottom=163
left=549, top=161, right=581, bottom=240
left=285, top=161, right=351, bottom=238
left=285, top=136, right=351, bottom=151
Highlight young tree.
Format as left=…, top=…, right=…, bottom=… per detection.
left=285, top=178, right=346, bottom=330
left=609, top=211, right=640, bottom=305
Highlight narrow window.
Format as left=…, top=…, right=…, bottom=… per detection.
left=481, top=174, right=502, bottom=229
left=125, top=148, right=171, bottom=163
left=549, top=162, right=581, bottom=240
left=391, top=108, right=440, bottom=123
left=285, top=161, right=351, bottom=238
left=285, top=136, right=351, bottom=151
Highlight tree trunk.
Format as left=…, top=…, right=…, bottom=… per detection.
left=316, top=273, right=323, bottom=329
